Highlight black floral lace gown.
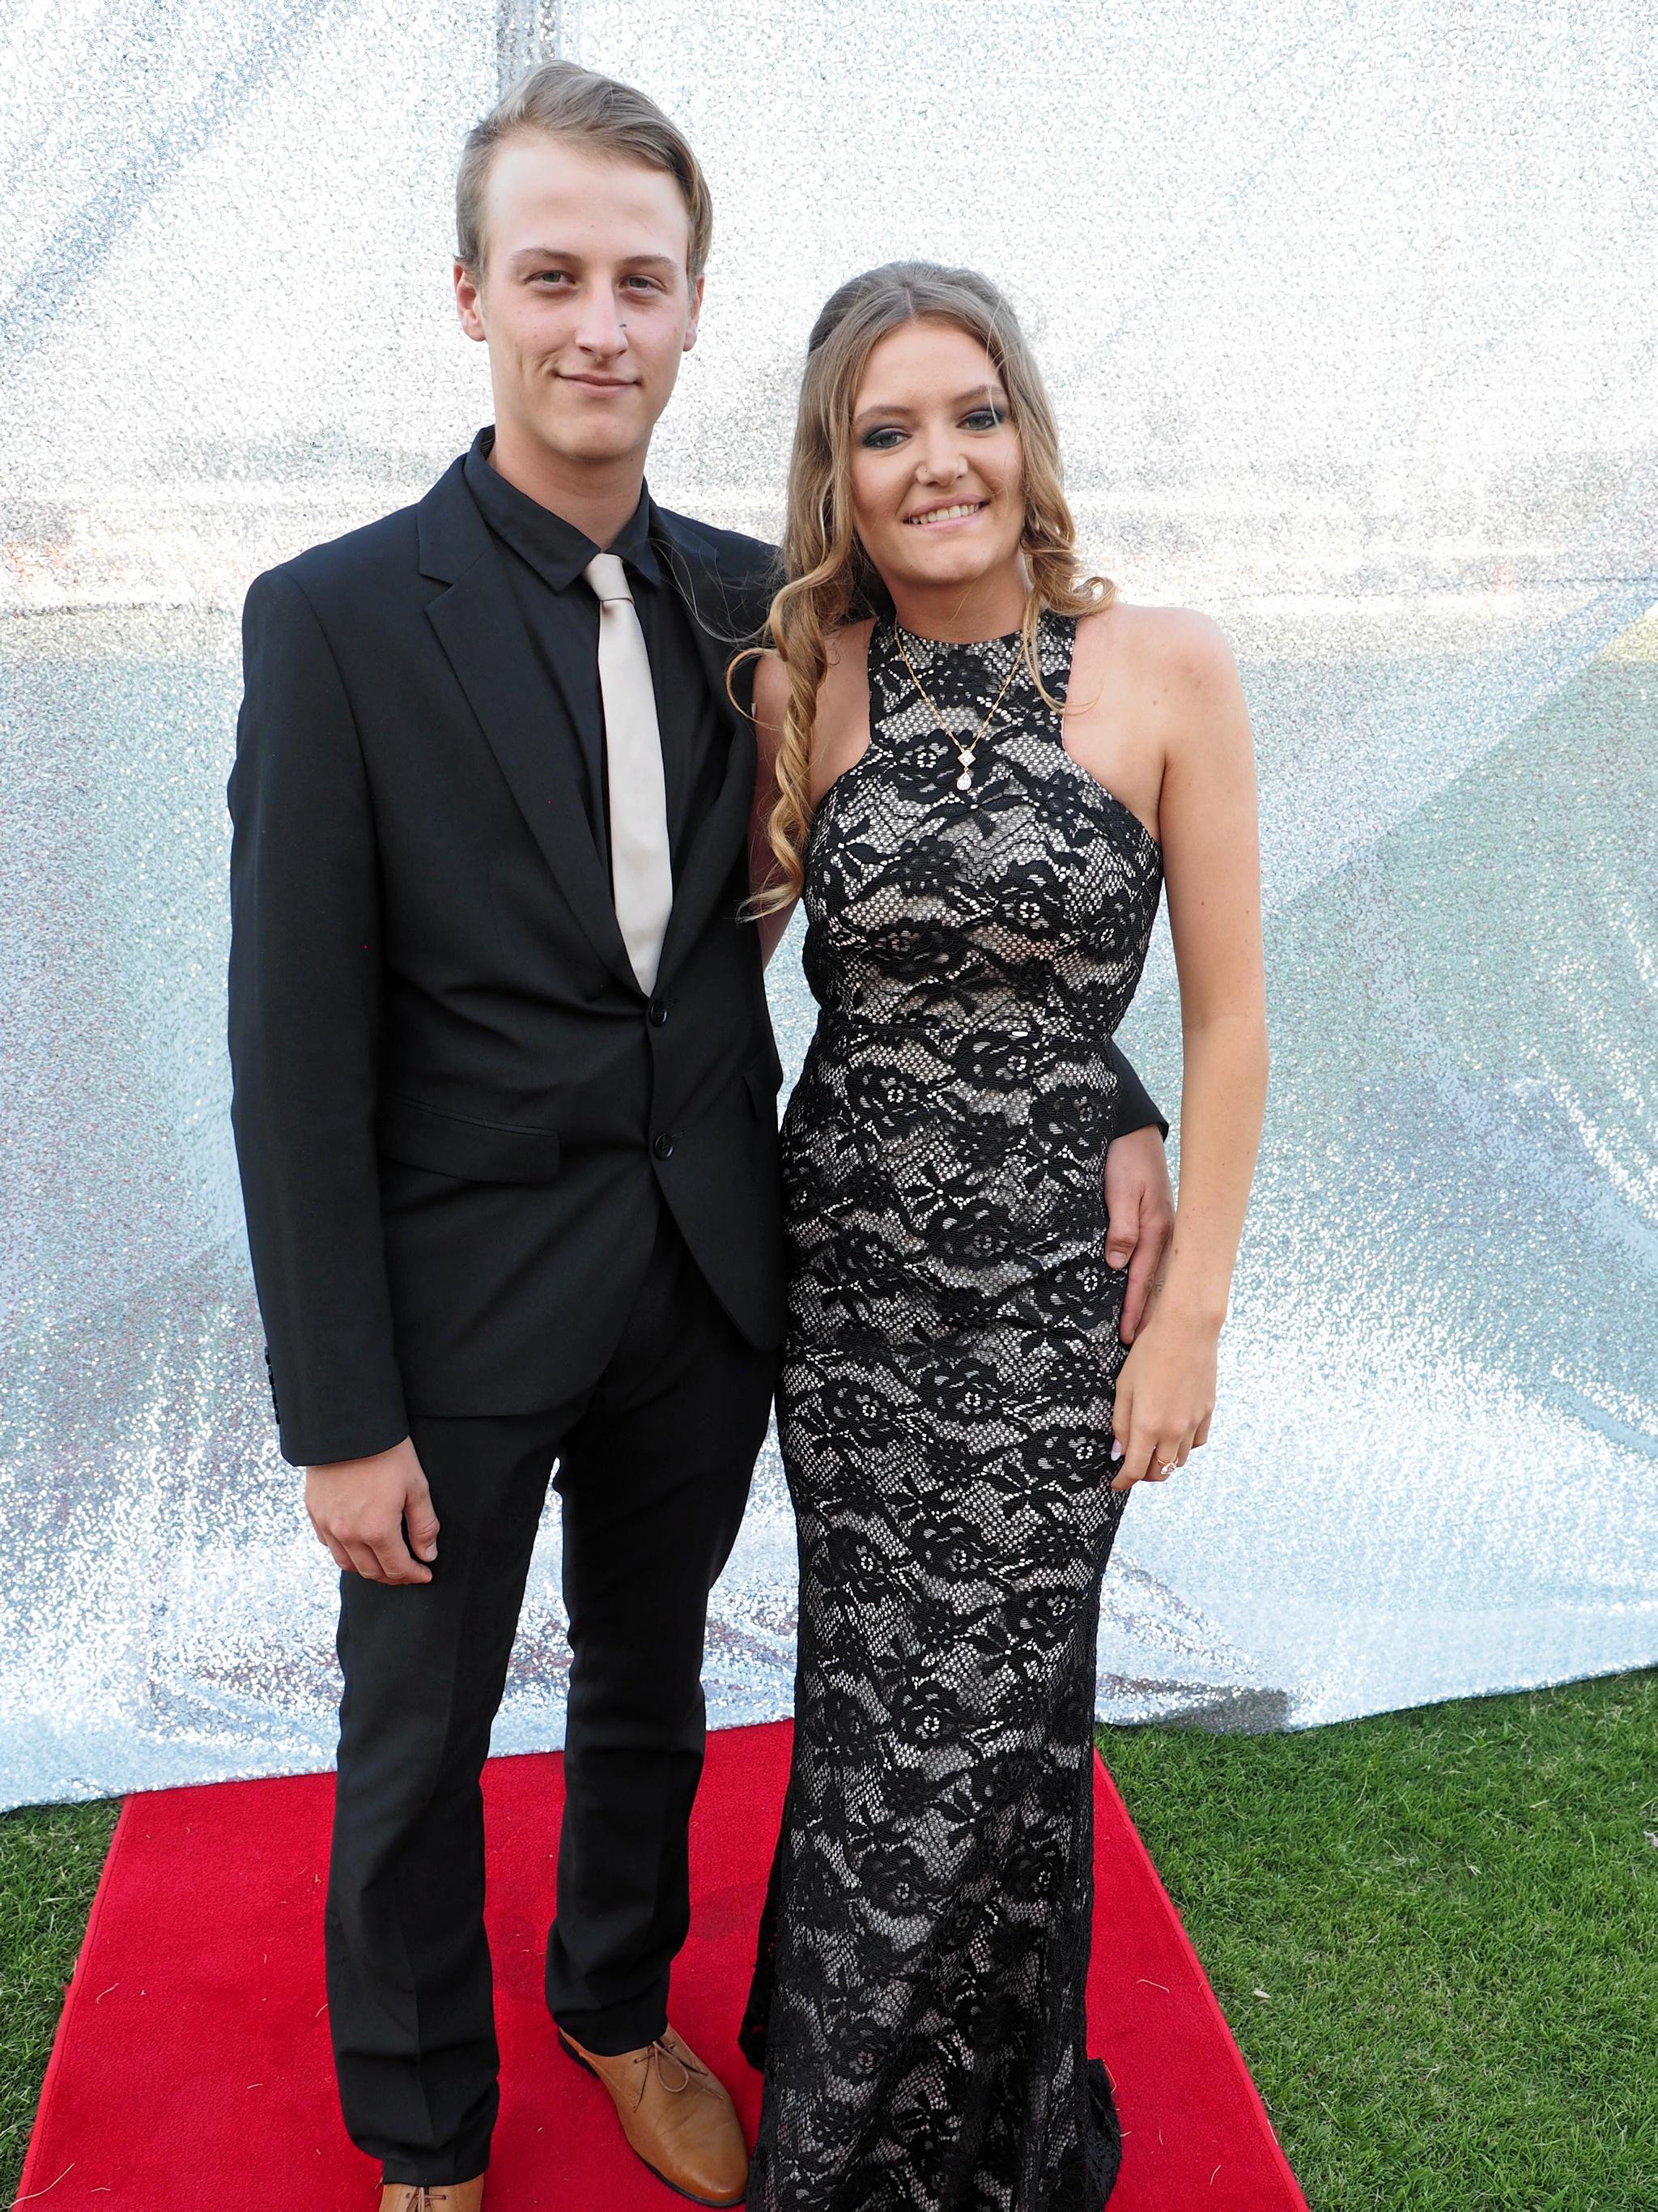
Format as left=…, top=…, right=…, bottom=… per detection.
left=738, top=607, right=1165, bottom=2212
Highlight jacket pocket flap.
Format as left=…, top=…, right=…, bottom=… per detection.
left=376, top=1095, right=561, bottom=1185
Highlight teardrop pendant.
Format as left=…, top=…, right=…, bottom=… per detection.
left=891, top=618, right=1027, bottom=808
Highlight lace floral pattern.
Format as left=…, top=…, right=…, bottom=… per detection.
left=739, top=610, right=1165, bottom=2210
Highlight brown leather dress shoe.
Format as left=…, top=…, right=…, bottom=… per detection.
left=559, top=2023, right=749, bottom=2206
left=377, top=2172, right=487, bottom=2210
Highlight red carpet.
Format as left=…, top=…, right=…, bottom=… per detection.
left=19, top=1722, right=1305, bottom=2210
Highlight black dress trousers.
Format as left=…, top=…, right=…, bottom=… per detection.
left=322, top=1197, right=776, bottom=2185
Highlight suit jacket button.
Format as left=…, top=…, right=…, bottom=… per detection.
left=648, top=998, right=669, bottom=1027
left=652, top=1133, right=674, bottom=1161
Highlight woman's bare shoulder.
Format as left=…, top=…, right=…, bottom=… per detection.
left=1076, top=598, right=1238, bottom=686
left=752, top=646, right=788, bottom=724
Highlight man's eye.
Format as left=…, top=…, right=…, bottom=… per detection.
left=531, top=270, right=571, bottom=285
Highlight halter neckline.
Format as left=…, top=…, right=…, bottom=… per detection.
left=888, top=611, right=1037, bottom=652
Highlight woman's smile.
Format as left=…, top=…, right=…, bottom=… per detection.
left=903, top=497, right=989, bottom=529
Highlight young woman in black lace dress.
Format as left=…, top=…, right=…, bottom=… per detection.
left=736, top=263, right=1267, bottom=2210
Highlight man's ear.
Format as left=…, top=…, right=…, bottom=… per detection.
left=454, top=257, right=487, bottom=344
left=682, top=270, right=706, bottom=352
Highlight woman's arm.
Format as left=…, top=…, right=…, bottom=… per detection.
left=746, top=649, right=798, bottom=966
left=1110, top=610, right=1268, bottom=1489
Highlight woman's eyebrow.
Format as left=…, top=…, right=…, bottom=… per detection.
left=852, top=385, right=1009, bottom=430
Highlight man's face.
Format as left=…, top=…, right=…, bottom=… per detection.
left=454, top=133, right=703, bottom=469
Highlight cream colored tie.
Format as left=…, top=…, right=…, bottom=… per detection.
left=585, top=552, right=673, bottom=993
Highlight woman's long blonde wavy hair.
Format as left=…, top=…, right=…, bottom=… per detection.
left=745, top=261, right=1116, bottom=917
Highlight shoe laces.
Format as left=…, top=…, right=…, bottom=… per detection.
left=628, top=2034, right=711, bottom=2108
left=386, top=2189, right=459, bottom=2210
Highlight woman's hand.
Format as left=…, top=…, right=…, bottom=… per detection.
left=1107, top=1307, right=1217, bottom=1492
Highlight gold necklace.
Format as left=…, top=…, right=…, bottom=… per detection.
left=891, top=618, right=1026, bottom=794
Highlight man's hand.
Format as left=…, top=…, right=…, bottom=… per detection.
left=1103, top=1124, right=1175, bottom=1343
left=305, top=1436, right=440, bottom=1585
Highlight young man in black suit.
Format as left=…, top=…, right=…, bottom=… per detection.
left=227, top=60, right=1172, bottom=2212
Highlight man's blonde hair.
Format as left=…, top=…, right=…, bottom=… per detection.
left=456, top=59, right=713, bottom=281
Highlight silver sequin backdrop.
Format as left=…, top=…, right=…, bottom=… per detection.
left=2, top=1, right=1655, bottom=1810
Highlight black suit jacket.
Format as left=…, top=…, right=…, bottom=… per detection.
left=227, top=452, right=1163, bottom=1466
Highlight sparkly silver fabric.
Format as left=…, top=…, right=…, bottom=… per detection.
left=2, top=2, right=1655, bottom=1810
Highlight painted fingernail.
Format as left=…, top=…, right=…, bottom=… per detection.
left=1109, top=1440, right=1124, bottom=1461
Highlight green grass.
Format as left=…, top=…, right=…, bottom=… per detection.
left=1, top=1796, right=121, bottom=2199
left=1102, top=1669, right=1658, bottom=2211
left=2, top=1674, right=1652, bottom=2208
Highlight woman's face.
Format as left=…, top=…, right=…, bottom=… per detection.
left=847, top=317, right=1026, bottom=608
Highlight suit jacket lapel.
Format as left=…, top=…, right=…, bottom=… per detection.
left=651, top=514, right=763, bottom=984
left=656, top=710, right=755, bottom=985
left=418, top=464, right=639, bottom=994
